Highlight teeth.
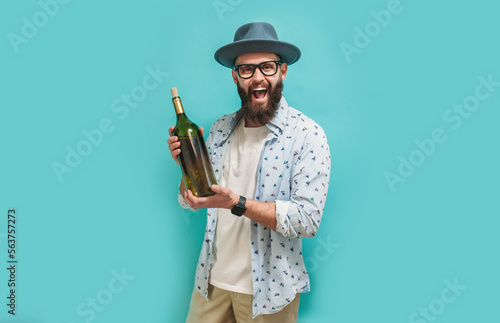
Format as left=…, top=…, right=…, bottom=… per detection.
left=254, top=87, right=266, bottom=91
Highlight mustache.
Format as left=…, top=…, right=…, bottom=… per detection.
left=247, top=81, right=270, bottom=92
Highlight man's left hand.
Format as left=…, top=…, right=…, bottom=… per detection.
left=183, top=185, right=239, bottom=210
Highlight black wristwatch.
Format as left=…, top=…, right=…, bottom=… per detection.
left=231, top=196, right=246, bottom=216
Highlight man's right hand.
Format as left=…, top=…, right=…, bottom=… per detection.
left=167, top=126, right=181, bottom=165
left=167, top=125, right=204, bottom=165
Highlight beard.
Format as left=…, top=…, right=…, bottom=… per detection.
left=237, top=78, right=283, bottom=126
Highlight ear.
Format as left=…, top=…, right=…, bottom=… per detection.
left=232, top=69, right=238, bottom=84
left=280, top=63, right=288, bottom=81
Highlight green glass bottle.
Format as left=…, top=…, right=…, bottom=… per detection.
left=171, top=87, right=217, bottom=197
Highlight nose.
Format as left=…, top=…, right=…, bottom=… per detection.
left=252, top=67, right=265, bottom=81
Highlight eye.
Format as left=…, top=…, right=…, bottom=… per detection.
left=239, top=65, right=254, bottom=74
left=261, top=63, right=273, bottom=71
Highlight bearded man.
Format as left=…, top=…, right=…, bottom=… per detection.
left=167, top=22, right=331, bottom=322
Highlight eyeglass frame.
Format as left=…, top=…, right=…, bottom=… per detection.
left=233, top=60, right=282, bottom=79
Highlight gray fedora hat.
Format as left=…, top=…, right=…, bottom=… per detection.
left=214, top=22, right=301, bottom=68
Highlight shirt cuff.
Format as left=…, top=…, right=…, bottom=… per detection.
left=178, top=191, right=194, bottom=210
left=275, top=200, right=291, bottom=235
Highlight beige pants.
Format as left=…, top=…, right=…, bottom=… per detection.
left=186, top=284, right=300, bottom=323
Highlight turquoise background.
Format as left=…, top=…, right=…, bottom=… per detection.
left=1, top=0, right=499, bottom=322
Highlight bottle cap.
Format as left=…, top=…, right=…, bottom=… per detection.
left=171, top=87, right=179, bottom=98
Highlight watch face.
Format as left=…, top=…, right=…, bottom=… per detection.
left=231, top=196, right=246, bottom=216
left=231, top=205, right=245, bottom=216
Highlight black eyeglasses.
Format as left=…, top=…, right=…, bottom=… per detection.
left=234, top=61, right=282, bottom=79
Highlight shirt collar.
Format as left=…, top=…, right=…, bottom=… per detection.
left=266, top=96, right=288, bottom=137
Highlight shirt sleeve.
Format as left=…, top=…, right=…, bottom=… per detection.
left=177, top=190, right=200, bottom=211
left=275, top=126, right=331, bottom=238
left=275, top=200, right=291, bottom=234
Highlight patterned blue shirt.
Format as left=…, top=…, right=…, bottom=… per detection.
left=181, top=96, right=331, bottom=317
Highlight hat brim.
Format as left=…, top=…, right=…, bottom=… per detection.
left=214, top=39, right=301, bottom=68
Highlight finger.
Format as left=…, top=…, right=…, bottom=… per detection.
left=185, top=190, right=201, bottom=207
left=212, top=185, right=233, bottom=197
left=185, top=189, right=194, bottom=202
left=171, top=149, right=180, bottom=165
left=168, top=139, right=181, bottom=165
left=169, top=147, right=181, bottom=160
left=171, top=148, right=181, bottom=156
left=200, top=127, right=204, bottom=136
left=168, top=126, right=176, bottom=137
left=183, top=191, right=194, bottom=207
left=167, top=134, right=180, bottom=146
left=168, top=140, right=181, bottom=151
left=210, top=184, right=223, bottom=194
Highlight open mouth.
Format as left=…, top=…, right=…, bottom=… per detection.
left=252, top=87, right=268, bottom=101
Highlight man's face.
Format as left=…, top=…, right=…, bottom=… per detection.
left=232, top=52, right=288, bottom=126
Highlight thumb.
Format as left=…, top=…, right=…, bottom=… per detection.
left=210, top=184, right=221, bottom=193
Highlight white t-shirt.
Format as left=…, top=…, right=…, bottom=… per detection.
left=209, top=119, right=270, bottom=295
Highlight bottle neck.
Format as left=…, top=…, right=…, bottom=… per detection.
left=172, top=97, right=185, bottom=115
